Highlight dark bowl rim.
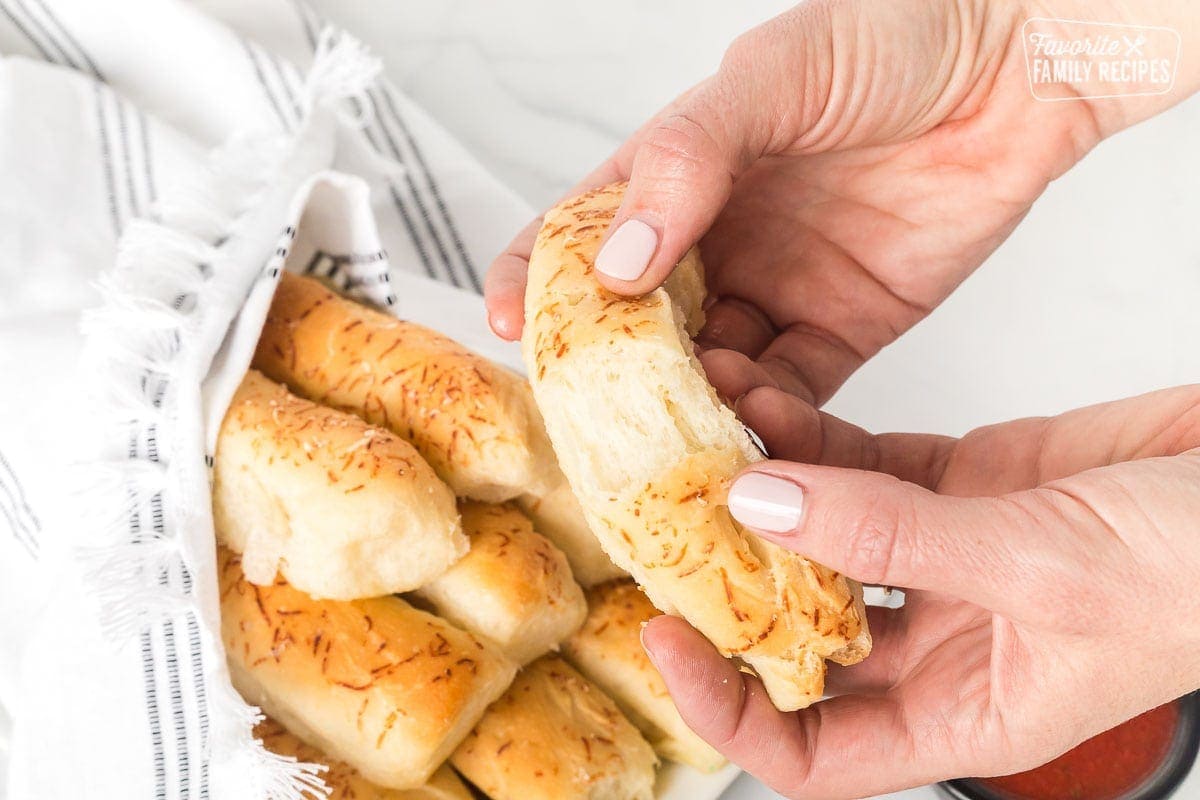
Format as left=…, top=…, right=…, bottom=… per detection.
left=937, top=691, right=1200, bottom=800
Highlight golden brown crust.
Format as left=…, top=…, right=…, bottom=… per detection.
left=220, top=547, right=517, bottom=790
left=253, top=273, right=555, bottom=503
left=563, top=581, right=725, bottom=772
left=522, top=182, right=870, bottom=711
left=253, top=273, right=622, bottom=585
left=212, top=370, right=465, bottom=600
left=517, top=478, right=628, bottom=587
left=450, top=655, right=656, bottom=800
left=411, top=501, right=587, bottom=664
left=254, top=717, right=473, bottom=800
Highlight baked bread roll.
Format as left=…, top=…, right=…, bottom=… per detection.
left=563, top=580, right=725, bottom=772
left=410, top=501, right=587, bottom=664
left=522, top=182, right=871, bottom=711
left=254, top=716, right=473, bottom=800
left=450, top=655, right=657, bottom=800
left=213, top=370, right=464, bottom=600
left=252, top=272, right=625, bottom=586
left=516, top=478, right=625, bottom=587
left=219, top=548, right=517, bottom=789
left=253, top=272, right=554, bottom=502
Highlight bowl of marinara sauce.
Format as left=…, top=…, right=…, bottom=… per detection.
left=938, top=692, right=1199, bottom=800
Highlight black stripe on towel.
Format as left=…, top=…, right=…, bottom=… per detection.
left=286, top=6, right=426, bottom=296
left=92, top=83, right=123, bottom=235
left=137, top=108, right=158, bottom=210
left=268, top=49, right=304, bottom=124
left=186, top=609, right=211, bottom=800
left=11, top=0, right=78, bottom=69
left=378, top=85, right=481, bottom=292
left=7, top=2, right=126, bottom=233
left=0, top=503, right=35, bottom=559
left=161, top=615, right=191, bottom=800
left=27, top=0, right=104, bottom=80
left=127, top=427, right=169, bottom=800
left=242, top=38, right=293, bottom=131
left=141, top=628, right=168, bottom=800
left=346, top=96, right=439, bottom=282
left=20, top=7, right=207, bottom=796
left=146, top=419, right=192, bottom=800
left=0, top=501, right=35, bottom=559
left=1, top=5, right=120, bottom=233
left=366, top=87, right=466, bottom=289
left=0, top=447, right=40, bottom=558
left=115, top=94, right=144, bottom=217
left=0, top=3, right=54, bottom=61
left=290, top=0, right=319, bottom=51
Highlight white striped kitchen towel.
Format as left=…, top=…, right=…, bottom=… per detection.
left=0, top=1, right=532, bottom=798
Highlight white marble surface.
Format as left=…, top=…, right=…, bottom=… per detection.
left=319, top=3, right=1200, bottom=798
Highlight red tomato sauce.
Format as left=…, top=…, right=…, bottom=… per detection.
left=975, top=702, right=1179, bottom=800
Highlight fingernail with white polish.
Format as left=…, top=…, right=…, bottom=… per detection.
left=595, top=219, right=658, bottom=281
left=728, top=473, right=804, bottom=533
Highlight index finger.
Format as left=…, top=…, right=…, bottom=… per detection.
left=483, top=157, right=627, bottom=340
left=484, top=85, right=710, bottom=340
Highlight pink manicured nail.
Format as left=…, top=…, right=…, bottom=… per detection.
left=595, top=219, right=658, bottom=281
left=728, top=473, right=804, bottom=533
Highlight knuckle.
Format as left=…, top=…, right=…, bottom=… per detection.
left=720, top=28, right=764, bottom=75
left=639, top=114, right=721, bottom=175
left=992, top=492, right=1096, bottom=624
left=839, top=485, right=910, bottom=585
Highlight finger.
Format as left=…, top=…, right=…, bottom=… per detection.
left=710, top=338, right=865, bottom=411
left=941, top=384, right=1200, bottom=493
left=700, top=347, right=815, bottom=403
left=725, top=462, right=1078, bottom=613
left=592, top=71, right=778, bottom=295
left=700, top=349, right=955, bottom=486
left=483, top=86, right=717, bottom=338
left=643, top=615, right=960, bottom=798
left=737, top=383, right=955, bottom=488
left=822, top=604, right=908, bottom=696
left=484, top=218, right=541, bottom=340
left=642, top=615, right=811, bottom=786
left=695, top=296, right=779, bottom=359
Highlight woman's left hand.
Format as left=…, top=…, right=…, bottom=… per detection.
left=643, top=382, right=1200, bottom=798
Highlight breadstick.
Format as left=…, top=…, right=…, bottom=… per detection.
left=522, top=182, right=871, bottom=711
left=220, top=548, right=516, bottom=789
left=213, top=370, right=465, bottom=600
left=411, top=501, right=586, bottom=665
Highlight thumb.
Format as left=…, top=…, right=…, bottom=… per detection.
left=726, top=463, right=1078, bottom=614
left=593, top=72, right=774, bottom=295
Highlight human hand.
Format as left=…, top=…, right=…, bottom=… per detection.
left=488, top=0, right=1199, bottom=404
left=640, top=383, right=1200, bottom=798
left=488, top=0, right=1142, bottom=406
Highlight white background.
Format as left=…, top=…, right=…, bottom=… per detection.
left=308, top=2, right=1200, bottom=799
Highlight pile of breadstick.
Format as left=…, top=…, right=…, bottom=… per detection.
left=215, top=272, right=723, bottom=800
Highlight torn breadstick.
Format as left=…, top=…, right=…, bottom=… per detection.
left=522, top=182, right=871, bottom=711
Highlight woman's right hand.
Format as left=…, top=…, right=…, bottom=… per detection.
left=643, top=383, right=1200, bottom=798
left=485, top=0, right=1191, bottom=409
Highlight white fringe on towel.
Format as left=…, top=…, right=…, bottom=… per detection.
left=75, top=29, right=381, bottom=800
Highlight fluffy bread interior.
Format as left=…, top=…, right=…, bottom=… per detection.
left=522, top=182, right=871, bottom=711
